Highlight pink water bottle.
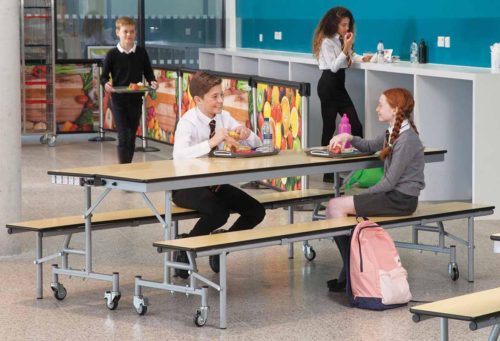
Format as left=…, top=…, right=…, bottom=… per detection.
left=339, top=114, right=352, bottom=149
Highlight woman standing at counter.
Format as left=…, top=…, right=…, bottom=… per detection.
left=313, top=6, right=370, bottom=182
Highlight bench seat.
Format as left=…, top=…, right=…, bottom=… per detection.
left=411, top=288, right=500, bottom=340
left=6, top=189, right=335, bottom=234
left=154, top=202, right=495, bottom=253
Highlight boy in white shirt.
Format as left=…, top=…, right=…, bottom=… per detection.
left=172, top=71, right=265, bottom=278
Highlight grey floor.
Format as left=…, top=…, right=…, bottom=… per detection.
left=2, top=133, right=500, bottom=340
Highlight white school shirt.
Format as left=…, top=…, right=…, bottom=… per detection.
left=173, top=106, right=262, bottom=160
left=317, top=34, right=363, bottom=73
left=117, top=43, right=137, bottom=54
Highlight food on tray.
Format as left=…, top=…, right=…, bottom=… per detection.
left=224, top=139, right=251, bottom=154
left=341, top=146, right=354, bottom=153
left=128, top=82, right=147, bottom=91
left=230, top=144, right=251, bottom=154
left=228, top=131, right=240, bottom=139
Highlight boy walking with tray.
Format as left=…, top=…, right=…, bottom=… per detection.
left=100, top=16, right=157, bottom=164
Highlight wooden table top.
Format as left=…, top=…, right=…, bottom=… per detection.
left=48, top=148, right=446, bottom=184
left=411, top=287, right=500, bottom=322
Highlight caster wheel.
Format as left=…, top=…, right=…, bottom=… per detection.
left=136, top=304, right=147, bottom=316
left=305, top=249, right=316, bottom=261
left=106, top=296, right=120, bottom=310
left=40, top=135, right=48, bottom=144
left=47, top=135, right=57, bottom=147
left=53, top=286, right=67, bottom=301
left=450, top=267, right=459, bottom=281
left=194, top=310, right=207, bottom=327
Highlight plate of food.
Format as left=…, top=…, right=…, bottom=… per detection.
left=210, top=142, right=280, bottom=159
left=305, top=146, right=376, bottom=159
left=113, top=82, right=155, bottom=93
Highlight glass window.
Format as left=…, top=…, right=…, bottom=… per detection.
left=56, top=0, right=137, bottom=59
left=144, top=0, right=225, bottom=69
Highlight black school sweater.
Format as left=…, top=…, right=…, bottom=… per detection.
left=100, top=46, right=156, bottom=98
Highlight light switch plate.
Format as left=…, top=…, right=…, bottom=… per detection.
left=259, top=34, right=263, bottom=42
left=438, top=36, right=445, bottom=47
left=445, top=37, right=450, bottom=48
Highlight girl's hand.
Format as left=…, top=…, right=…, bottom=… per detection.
left=329, top=133, right=352, bottom=150
left=343, top=33, right=354, bottom=52
left=362, top=55, right=372, bottom=62
left=150, top=81, right=158, bottom=89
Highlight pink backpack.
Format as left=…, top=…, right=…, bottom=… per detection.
left=346, top=216, right=412, bottom=310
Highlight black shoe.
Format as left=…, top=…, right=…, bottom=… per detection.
left=208, top=229, right=228, bottom=273
left=173, top=233, right=190, bottom=279
left=327, top=279, right=346, bottom=292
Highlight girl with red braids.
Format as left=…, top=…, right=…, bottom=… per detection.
left=325, top=88, right=425, bottom=292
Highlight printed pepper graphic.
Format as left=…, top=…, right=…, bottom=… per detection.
left=32, top=66, right=46, bottom=78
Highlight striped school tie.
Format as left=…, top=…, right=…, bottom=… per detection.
left=340, top=36, right=352, bottom=68
left=209, top=119, right=216, bottom=151
left=209, top=119, right=221, bottom=192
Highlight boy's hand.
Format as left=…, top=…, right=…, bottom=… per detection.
left=231, top=126, right=251, bottom=140
left=209, top=127, right=229, bottom=149
left=150, top=81, right=158, bottom=89
left=105, top=82, right=114, bottom=93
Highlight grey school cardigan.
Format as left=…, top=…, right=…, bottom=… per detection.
left=350, top=127, right=425, bottom=197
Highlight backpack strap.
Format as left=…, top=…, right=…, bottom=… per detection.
left=355, top=215, right=369, bottom=223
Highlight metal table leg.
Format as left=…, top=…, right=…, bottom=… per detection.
left=220, top=252, right=227, bottom=329
left=488, top=324, right=500, bottom=341
left=440, top=318, right=449, bottom=341
left=468, top=216, right=474, bottom=282
left=36, top=232, right=43, bottom=299
left=164, top=190, right=173, bottom=285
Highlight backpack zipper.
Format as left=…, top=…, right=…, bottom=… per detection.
left=357, top=224, right=380, bottom=272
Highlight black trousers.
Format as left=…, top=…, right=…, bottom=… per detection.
left=172, top=185, right=266, bottom=237
left=112, top=94, right=143, bottom=164
left=317, top=69, right=363, bottom=147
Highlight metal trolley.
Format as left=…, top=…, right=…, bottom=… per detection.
left=21, top=0, right=57, bottom=146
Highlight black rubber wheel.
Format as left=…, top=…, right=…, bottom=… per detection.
left=40, top=135, right=48, bottom=144
left=53, top=287, right=67, bottom=301
left=106, top=296, right=119, bottom=310
left=305, top=249, right=316, bottom=261
left=451, top=267, right=459, bottom=281
left=194, top=312, right=206, bottom=327
left=136, top=304, right=147, bottom=316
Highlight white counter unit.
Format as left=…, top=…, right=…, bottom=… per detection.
left=200, top=48, right=500, bottom=218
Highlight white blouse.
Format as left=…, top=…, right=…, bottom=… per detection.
left=317, top=34, right=363, bottom=73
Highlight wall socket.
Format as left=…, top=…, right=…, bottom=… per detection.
left=185, top=28, right=191, bottom=36
left=259, top=34, right=263, bottom=42
left=274, top=32, right=282, bottom=40
left=438, top=36, right=451, bottom=48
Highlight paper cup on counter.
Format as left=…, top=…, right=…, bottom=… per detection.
left=492, top=52, right=500, bottom=73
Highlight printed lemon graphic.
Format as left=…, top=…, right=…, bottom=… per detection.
left=263, top=101, right=272, bottom=119
left=275, top=122, right=282, bottom=149
left=296, top=92, right=301, bottom=113
left=291, top=107, right=299, bottom=138
left=281, top=96, right=290, bottom=136
left=272, top=86, right=280, bottom=105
